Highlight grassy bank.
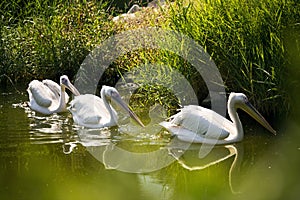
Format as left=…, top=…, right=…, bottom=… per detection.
left=179, top=0, right=298, bottom=116
left=0, top=1, right=113, bottom=83
left=1, top=0, right=299, bottom=116
left=112, top=0, right=299, bottom=116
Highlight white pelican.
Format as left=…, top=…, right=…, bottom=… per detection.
left=160, top=93, right=276, bottom=144
left=27, top=75, right=80, bottom=115
left=68, top=85, right=144, bottom=128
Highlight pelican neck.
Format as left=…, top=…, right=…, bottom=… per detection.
left=227, top=95, right=244, bottom=142
left=100, top=88, right=116, bottom=124
left=53, top=84, right=66, bottom=113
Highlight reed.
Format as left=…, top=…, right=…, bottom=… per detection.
left=0, top=1, right=113, bottom=83
left=1, top=0, right=298, bottom=116
left=111, top=0, right=298, bottom=116
left=164, top=0, right=299, bottom=115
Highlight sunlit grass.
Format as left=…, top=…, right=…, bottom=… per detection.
left=110, top=0, right=298, bottom=116
left=1, top=0, right=299, bottom=116
left=168, top=0, right=299, bottom=115
left=0, top=1, right=113, bottom=82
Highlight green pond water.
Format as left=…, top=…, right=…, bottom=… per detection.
left=0, top=87, right=299, bottom=200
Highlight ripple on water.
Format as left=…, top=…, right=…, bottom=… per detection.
left=12, top=98, right=171, bottom=156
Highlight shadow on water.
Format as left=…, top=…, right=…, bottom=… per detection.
left=0, top=86, right=299, bottom=200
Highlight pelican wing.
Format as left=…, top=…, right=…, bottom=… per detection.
left=28, top=80, right=53, bottom=107
left=43, top=79, right=69, bottom=102
left=69, top=94, right=111, bottom=126
left=42, top=79, right=60, bottom=98
left=169, top=106, right=208, bottom=135
left=168, top=105, right=231, bottom=139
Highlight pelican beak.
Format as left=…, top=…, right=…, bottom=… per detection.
left=65, top=82, right=80, bottom=96
left=242, top=101, right=276, bottom=135
left=111, top=92, right=145, bottom=127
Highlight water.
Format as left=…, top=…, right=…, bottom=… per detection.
left=0, top=88, right=299, bottom=200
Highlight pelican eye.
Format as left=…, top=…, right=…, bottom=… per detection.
left=61, top=77, right=68, bottom=84
left=110, top=90, right=119, bottom=98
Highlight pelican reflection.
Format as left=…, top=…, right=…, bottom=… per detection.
left=168, top=142, right=244, bottom=194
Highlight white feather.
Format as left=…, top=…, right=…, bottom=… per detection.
left=167, top=105, right=231, bottom=139
left=27, top=75, right=77, bottom=115
left=160, top=93, right=276, bottom=144
left=42, top=79, right=69, bottom=103
left=68, top=94, right=118, bottom=129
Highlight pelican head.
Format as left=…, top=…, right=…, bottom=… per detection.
left=101, top=86, right=145, bottom=127
left=230, top=93, right=276, bottom=135
left=60, top=75, right=80, bottom=96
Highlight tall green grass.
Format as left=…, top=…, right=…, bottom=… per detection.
left=165, top=0, right=299, bottom=115
left=110, top=0, right=298, bottom=116
left=0, top=1, right=113, bottom=83
left=1, top=0, right=298, bottom=116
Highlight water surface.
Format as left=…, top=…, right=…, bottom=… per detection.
left=0, top=88, right=299, bottom=200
